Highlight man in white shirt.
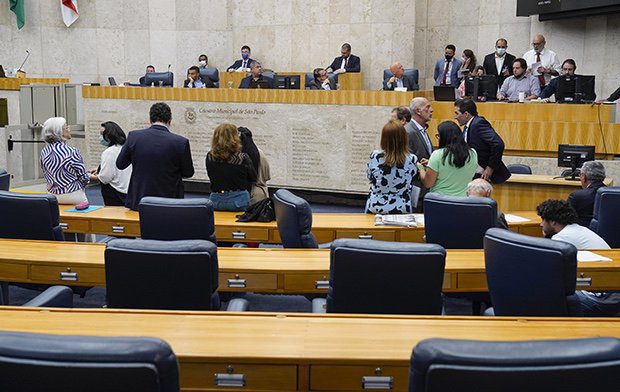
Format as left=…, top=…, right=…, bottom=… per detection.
left=523, top=34, right=561, bottom=89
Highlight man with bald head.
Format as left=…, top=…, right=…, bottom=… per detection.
left=466, top=178, right=508, bottom=229
left=523, top=34, right=561, bottom=89
left=407, top=97, right=435, bottom=211
left=383, top=62, right=419, bottom=91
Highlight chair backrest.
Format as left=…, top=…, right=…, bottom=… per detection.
left=383, top=68, right=419, bottom=85
left=0, top=331, right=179, bottom=392
left=0, top=191, right=63, bottom=241
left=105, top=239, right=219, bottom=311
left=424, top=193, right=497, bottom=249
left=484, top=228, right=577, bottom=316
left=0, top=169, right=10, bottom=191
left=507, top=164, right=532, bottom=174
left=200, top=67, right=219, bottom=87
left=139, top=197, right=216, bottom=243
left=409, top=337, right=620, bottom=392
left=272, top=189, right=318, bottom=248
left=590, top=186, right=620, bottom=247
left=304, top=72, right=337, bottom=88
left=327, top=239, right=446, bottom=315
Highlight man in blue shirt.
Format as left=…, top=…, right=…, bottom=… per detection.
left=540, top=59, right=576, bottom=102
left=183, top=66, right=214, bottom=88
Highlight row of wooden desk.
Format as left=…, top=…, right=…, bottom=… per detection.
left=0, top=307, right=619, bottom=391
left=1, top=239, right=618, bottom=293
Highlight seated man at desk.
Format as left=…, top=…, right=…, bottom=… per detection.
left=239, top=62, right=273, bottom=89
left=466, top=178, right=508, bottom=229
left=183, top=66, right=214, bottom=88
left=227, top=45, right=254, bottom=73
left=540, top=59, right=577, bottom=102
left=326, top=43, right=361, bottom=74
left=497, top=58, right=540, bottom=101
left=567, top=161, right=607, bottom=227
left=138, top=65, right=155, bottom=85
left=383, top=62, right=418, bottom=91
left=308, top=68, right=337, bottom=90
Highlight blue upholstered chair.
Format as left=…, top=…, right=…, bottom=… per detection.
left=304, top=72, right=337, bottom=89
left=138, top=197, right=216, bottom=243
left=105, top=238, right=247, bottom=311
left=590, top=186, right=620, bottom=247
left=507, top=163, right=532, bottom=174
left=382, top=68, right=420, bottom=89
left=200, top=67, right=219, bottom=87
left=0, top=169, right=9, bottom=191
left=273, top=189, right=326, bottom=249
left=0, top=331, right=180, bottom=392
left=409, top=337, right=620, bottom=392
left=0, top=285, right=73, bottom=307
left=0, top=191, right=64, bottom=241
left=484, top=228, right=579, bottom=316
left=312, top=239, right=446, bottom=315
left=424, top=193, right=497, bottom=249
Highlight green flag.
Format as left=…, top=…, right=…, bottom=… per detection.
left=10, top=0, right=25, bottom=30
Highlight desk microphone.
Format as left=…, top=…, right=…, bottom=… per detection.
left=18, top=50, right=30, bottom=72
left=167, top=64, right=171, bottom=73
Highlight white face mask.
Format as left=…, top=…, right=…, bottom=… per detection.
left=496, top=48, right=506, bottom=56
left=199, top=60, right=207, bottom=67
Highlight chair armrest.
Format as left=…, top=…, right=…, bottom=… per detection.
left=258, top=243, right=284, bottom=248
left=312, top=297, right=327, bottom=313
left=483, top=307, right=495, bottom=316
left=23, top=286, right=73, bottom=308
left=318, top=242, right=332, bottom=249
left=226, top=298, right=249, bottom=312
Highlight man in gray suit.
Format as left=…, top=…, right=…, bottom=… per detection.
left=408, top=97, right=434, bottom=165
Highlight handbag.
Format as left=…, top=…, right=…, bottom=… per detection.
left=236, top=198, right=275, bottom=222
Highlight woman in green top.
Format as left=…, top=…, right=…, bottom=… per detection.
left=418, top=121, right=478, bottom=196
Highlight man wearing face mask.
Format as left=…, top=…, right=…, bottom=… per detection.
left=227, top=45, right=254, bottom=73
left=434, top=44, right=463, bottom=87
left=482, top=38, right=516, bottom=88
left=198, top=54, right=208, bottom=69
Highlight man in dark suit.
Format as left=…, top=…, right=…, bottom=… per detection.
left=308, top=68, right=337, bottom=90
left=482, top=38, right=516, bottom=88
left=238, top=61, right=273, bottom=89
left=434, top=44, right=462, bottom=87
left=139, top=65, right=155, bottom=86
left=325, top=43, right=361, bottom=74
left=116, top=102, right=195, bottom=211
left=183, top=66, right=215, bottom=88
left=383, top=62, right=419, bottom=91
left=227, top=45, right=254, bottom=73
left=454, top=98, right=511, bottom=184
left=568, top=161, right=607, bottom=227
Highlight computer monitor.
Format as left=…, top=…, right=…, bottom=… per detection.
left=464, top=75, right=498, bottom=101
left=0, top=65, right=5, bottom=78
left=556, top=75, right=596, bottom=103
left=557, top=144, right=595, bottom=180
left=108, top=77, right=117, bottom=86
left=433, top=86, right=456, bottom=101
left=249, top=80, right=270, bottom=89
left=143, top=72, right=174, bottom=87
left=287, top=75, right=301, bottom=89
left=274, top=75, right=288, bottom=89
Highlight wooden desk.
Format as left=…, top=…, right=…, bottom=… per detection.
left=57, top=207, right=542, bottom=242
left=217, top=72, right=363, bottom=91
left=1, top=308, right=620, bottom=391
left=0, top=77, right=70, bottom=91
left=1, top=239, right=617, bottom=293
left=337, top=72, right=364, bottom=90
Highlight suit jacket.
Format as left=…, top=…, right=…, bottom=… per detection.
left=116, top=124, right=195, bottom=211
left=383, top=75, right=419, bottom=91
left=228, top=58, right=255, bottom=71
left=607, top=86, right=620, bottom=102
left=568, top=181, right=606, bottom=227
left=434, top=58, right=463, bottom=87
left=183, top=76, right=215, bottom=88
left=483, top=52, right=516, bottom=87
left=139, top=76, right=146, bottom=86
left=307, top=79, right=337, bottom=90
left=466, top=116, right=511, bottom=184
left=238, top=75, right=274, bottom=89
left=328, top=54, right=361, bottom=73
left=405, top=121, right=432, bottom=161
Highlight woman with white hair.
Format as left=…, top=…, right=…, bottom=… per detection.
left=40, top=117, right=90, bottom=205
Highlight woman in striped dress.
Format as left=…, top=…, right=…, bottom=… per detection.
left=40, top=117, right=90, bottom=205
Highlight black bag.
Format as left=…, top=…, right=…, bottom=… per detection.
left=236, top=198, right=275, bottom=222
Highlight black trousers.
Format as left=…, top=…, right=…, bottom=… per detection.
left=100, top=183, right=126, bottom=206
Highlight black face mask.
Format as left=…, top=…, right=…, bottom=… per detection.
left=445, top=55, right=453, bottom=61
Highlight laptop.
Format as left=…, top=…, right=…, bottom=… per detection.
left=249, top=80, right=270, bottom=89
left=108, top=77, right=117, bottom=86
left=433, top=86, right=456, bottom=101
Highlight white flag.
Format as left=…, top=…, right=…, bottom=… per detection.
left=61, top=0, right=79, bottom=27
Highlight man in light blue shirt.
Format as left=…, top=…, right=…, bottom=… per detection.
left=183, top=66, right=214, bottom=88
left=497, top=58, right=540, bottom=101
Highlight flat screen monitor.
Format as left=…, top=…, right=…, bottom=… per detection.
left=249, top=80, right=270, bottom=89
left=433, top=86, right=456, bottom=101
left=557, top=144, right=595, bottom=180
left=143, top=72, right=174, bottom=87
left=287, top=75, right=301, bottom=90
left=556, top=75, right=596, bottom=103
left=108, top=77, right=117, bottom=86
left=274, top=75, right=287, bottom=89
left=464, top=75, right=498, bottom=101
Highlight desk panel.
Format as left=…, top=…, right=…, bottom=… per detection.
left=0, top=77, right=70, bottom=91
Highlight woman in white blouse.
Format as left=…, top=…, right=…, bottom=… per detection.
left=89, top=122, right=132, bottom=206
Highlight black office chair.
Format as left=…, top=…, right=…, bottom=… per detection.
left=0, top=285, right=73, bottom=307
left=409, top=337, right=620, bottom=392
left=0, top=169, right=9, bottom=191
left=507, top=163, right=532, bottom=174
left=484, top=228, right=580, bottom=316
left=199, top=67, right=219, bottom=87
left=139, top=197, right=216, bottom=243
left=590, top=186, right=620, bottom=247
left=0, top=331, right=179, bottom=392
left=0, top=191, right=64, bottom=241
left=105, top=238, right=247, bottom=311
left=312, top=239, right=445, bottom=315
left=304, top=72, right=337, bottom=89
left=424, top=193, right=497, bottom=249
left=273, top=189, right=328, bottom=249
left=382, top=68, right=420, bottom=89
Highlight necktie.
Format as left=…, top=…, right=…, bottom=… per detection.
left=441, top=59, right=450, bottom=85
left=242, top=60, right=246, bottom=69
left=421, top=128, right=432, bottom=154
left=536, top=52, right=546, bottom=89
left=463, top=125, right=468, bottom=142
left=344, top=57, right=348, bottom=68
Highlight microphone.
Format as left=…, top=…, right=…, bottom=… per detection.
left=18, top=50, right=30, bottom=72
left=167, top=64, right=171, bottom=73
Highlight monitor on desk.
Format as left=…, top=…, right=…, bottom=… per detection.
left=557, top=75, right=596, bottom=103
left=0, top=65, right=5, bottom=78
left=558, top=144, right=595, bottom=180
left=143, top=72, right=174, bottom=87
left=274, top=75, right=288, bottom=89
left=464, top=75, right=498, bottom=101
left=274, top=75, right=301, bottom=90
left=433, top=86, right=456, bottom=101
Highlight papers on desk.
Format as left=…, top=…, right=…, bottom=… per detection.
left=504, top=214, right=531, bottom=223
left=577, top=251, right=612, bottom=263
left=374, top=214, right=423, bottom=227
left=64, top=205, right=104, bottom=213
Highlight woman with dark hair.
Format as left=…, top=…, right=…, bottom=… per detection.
left=238, top=127, right=271, bottom=205
left=417, top=121, right=477, bottom=196
left=459, top=49, right=477, bottom=76
left=89, top=121, right=132, bottom=206
left=365, top=120, right=418, bottom=214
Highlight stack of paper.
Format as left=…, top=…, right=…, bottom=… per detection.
left=374, top=214, right=418, bottom=227
left=577, top=251, right=612, bottom=263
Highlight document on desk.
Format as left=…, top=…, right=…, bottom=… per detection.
left=375, top=214, right=420, bottom=227
left=577, top=251, right=612, bottom=263
left=504, top=214, right=531, bottom=223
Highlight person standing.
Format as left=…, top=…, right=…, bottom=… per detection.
left=116, top=102, right=195, bottom=211
left=523, top=34, right=561, bottom=89
left=483, top=38, right=516, bottom=87
left=434, top=44, right=463, bottom=87
left=326, top=43, right=361, bottom=74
